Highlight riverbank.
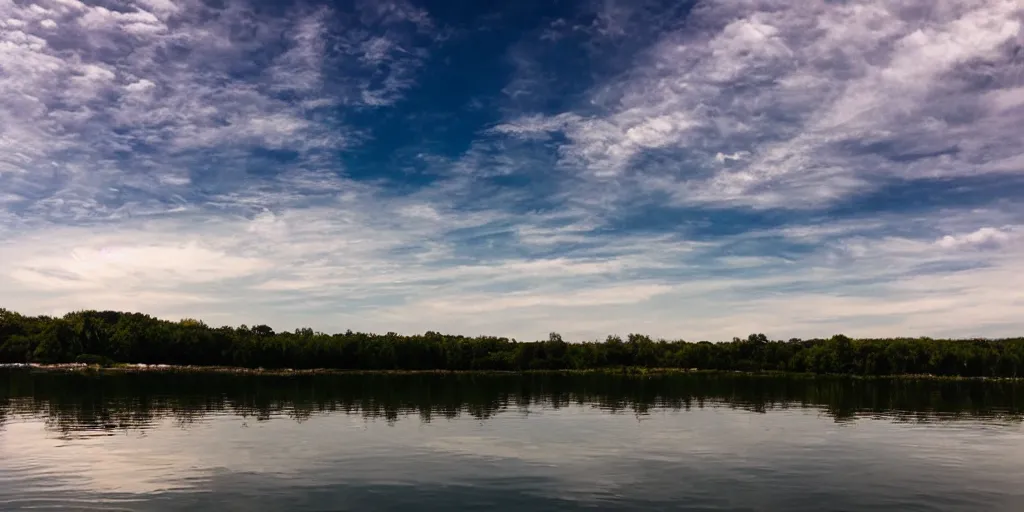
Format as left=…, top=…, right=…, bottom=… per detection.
left=5, top=309, right=1023, bottom=379
left=3, top=362, right=1021, bottom=382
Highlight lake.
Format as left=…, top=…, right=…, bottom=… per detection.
left=1, top=370, right=1023, bottom=511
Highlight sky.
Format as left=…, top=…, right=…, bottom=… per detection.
left=1, top=0, right=1023, bottom=342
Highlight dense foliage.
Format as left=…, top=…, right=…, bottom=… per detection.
left=2, top=308, right=1023, bottom=377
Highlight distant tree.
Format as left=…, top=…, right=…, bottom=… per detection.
left=252, top=325, right=275, bottom=338
left=0, top=308, right=1021, bottom=377
left=33, top=319, right=80, bottom=363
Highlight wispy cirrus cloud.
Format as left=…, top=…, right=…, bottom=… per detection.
left=0, top=0, right=433, bottom=222
left=498, top=0, right=1024, bottom=209
left=3, top=193, right=1022, bottom=340
left=1, top=0, right=1023, bottom=341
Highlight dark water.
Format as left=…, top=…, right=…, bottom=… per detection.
left=2, top=370, right=1024, bottom=511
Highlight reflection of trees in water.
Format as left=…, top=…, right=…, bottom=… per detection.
left=1, top=370, right=1022, bottom=435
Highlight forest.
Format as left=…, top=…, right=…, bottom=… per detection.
left=1, top=308, right=1023, bottom=378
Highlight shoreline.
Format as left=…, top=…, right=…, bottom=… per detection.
left=2, top=363, right=1021, bottom=382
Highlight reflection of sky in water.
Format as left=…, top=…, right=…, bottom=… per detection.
left=2, top=405, right=1024, bottom=511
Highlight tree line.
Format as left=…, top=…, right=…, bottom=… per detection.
left=1, top=308, right=1023, bottom=377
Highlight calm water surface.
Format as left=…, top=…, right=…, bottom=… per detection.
left=1, top=370, right=1023, bottom=511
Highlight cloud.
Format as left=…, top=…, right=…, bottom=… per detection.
left=137, top=0, right=179, bottom=15
left=1, top=0, right=1023, bottom=341
left=936, top=227, right=1014, bottom=250
left=3, top=186, right=1021, bottom=340
left=14, top=243, right=269, bottom=289
left=499, top=0, right=1024, bottom=209
left=0, top=0, right=435, bottom=224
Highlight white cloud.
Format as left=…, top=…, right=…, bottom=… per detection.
left=50, top=0, right=87, bottom=11
left=76, top=5, right=164, bottom=32
left=7, top=237, right=269, bottom=291
left=421, top=283, right=676, bottom=314
left=137, top=0, right=179, bottom=15
left=499, top=0, right=1024, bottom=208
left=3, top=184, right=1022, bottom=340
left=124, top=78, right=155, bottom=92
left=936, top=227, right=1014, bottom=249
left=0, top=0, right=435, bottom=224
left=492, top=114, right=576, bottom=137
left=2, top=0, right=1023, bottom=342
left=714, top=152, right=746, bottom=163
left=986, top=86, right=1024, bottom=111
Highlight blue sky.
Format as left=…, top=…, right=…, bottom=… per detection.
left=1, top=0, right=1023, bottom=341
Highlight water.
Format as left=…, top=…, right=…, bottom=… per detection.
left=1, top=370, right=1023, bottom=511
